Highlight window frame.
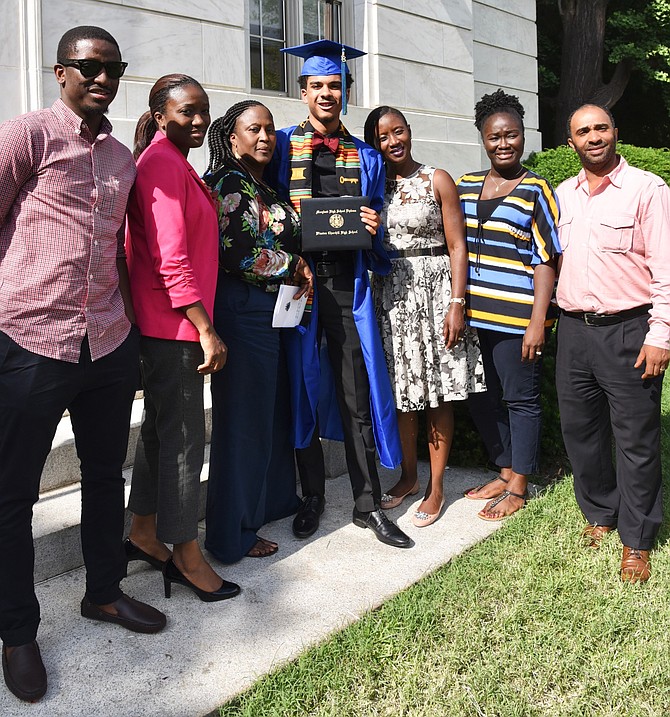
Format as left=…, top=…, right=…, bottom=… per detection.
left=249, top=0, right=354, bottom=100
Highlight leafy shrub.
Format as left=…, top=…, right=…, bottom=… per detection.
left=525, top=142, right=670, bottom=187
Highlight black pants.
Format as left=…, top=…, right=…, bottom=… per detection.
left=556, top=313, right=663, bottom=550
left=0, top=329, right=139, bottom=646
left=296, top=273, right=381, bottom=512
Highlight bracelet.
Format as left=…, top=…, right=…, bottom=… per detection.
left=449, top=297, right=466, bottom=307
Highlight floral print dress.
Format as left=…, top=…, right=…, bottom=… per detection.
left=206, top=167, right=300, bottom=289
left=372, top=165, right=486, bottom=412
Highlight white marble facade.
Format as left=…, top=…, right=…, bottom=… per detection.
left=2, top=0, right=541, bottom=177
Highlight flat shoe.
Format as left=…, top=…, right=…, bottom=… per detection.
left=477, top=489, right=527, bottom=522
left=464, top=475, right=508, bottom=500
left=2, top=641, right=47, bottom=703
left=581, top=523, right=615, bottom=549
left=381, top=480, right=420, bottom=509
left=412, top=499, right=445, bottom=528
left=353, top=507, right=412, bottom=548
left=621, top=546, right=651, bottom=583
left=81, top=593, right=166, bottom=634
left=292, top=495, right=325, bottom=539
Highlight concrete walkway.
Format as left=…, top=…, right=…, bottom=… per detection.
left=1, top=463, right=503, bottom=717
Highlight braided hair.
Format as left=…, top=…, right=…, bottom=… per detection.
left=206, top=99, right=266, bottom=176
left=474, top=89, right=525, bottom=133
left=363, top=105, right=409, bottom=150
left=133, top=74, right=204, bottom=159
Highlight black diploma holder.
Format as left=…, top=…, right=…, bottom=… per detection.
left=299, top=196, right=372, bottom=252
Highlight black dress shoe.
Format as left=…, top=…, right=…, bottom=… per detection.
left=352, top=508, right=412, bottom=548
left=124, top=538, right=167, bottom=571
left=2, top=641, right=47, bottom=703
left=292, top=495, right=325, bottom=539
left=163, top=558, right=241, bottom=602
left=81, top=593, right=166, bottom=634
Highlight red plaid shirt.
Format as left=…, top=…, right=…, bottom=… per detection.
left=0, top=100, right=136, bottom=362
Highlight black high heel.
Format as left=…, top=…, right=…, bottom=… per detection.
left=162, top=558, right=241, bottom=602
left=124, top=538, right=167, bottom=571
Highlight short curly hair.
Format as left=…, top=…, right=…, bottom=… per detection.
left=56, top=26, right=120, bottom=63
left=474, top=89, right=525, bottom=133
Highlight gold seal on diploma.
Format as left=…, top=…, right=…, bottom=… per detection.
left=329, top=213, right=344, bottom=229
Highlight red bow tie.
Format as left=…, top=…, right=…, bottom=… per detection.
left=312, top=132, right=339, bottom=154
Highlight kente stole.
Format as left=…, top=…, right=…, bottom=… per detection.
left=288, top=119, right=362, bottom=215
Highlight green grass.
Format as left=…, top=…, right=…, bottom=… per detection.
left=219, top=377, right=670, bottom=717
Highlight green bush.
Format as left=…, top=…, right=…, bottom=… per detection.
left=525, top=142, right=670, bottom=187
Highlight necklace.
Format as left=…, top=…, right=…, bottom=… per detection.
left=488, top=168, right=525, bottom=193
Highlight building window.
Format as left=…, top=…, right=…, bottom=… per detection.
left=250, top=0, right=344, bottom=94
left=303, top=0, right=342, bottom=44
left=250, top=0, right=286, bottom=93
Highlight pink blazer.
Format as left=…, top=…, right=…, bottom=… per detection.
left=125, top=133, right=218, bottom=342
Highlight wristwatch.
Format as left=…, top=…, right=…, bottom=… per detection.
left=449, top=297, right=466, bottom=307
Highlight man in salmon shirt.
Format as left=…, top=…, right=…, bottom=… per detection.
left=555, top=104, right=670, bottom=583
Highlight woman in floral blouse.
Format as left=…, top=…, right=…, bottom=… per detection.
left=203, top=100, right=312, bottom=564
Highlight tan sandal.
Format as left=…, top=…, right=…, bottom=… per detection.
left=463, top=475, right=508, bottom=500
left=477, top=489, right=527, bottom=522
left=246, top=537, right=278, bottom=558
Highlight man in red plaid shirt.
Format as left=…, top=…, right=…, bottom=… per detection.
left=0, top=26, right=165, bottom=703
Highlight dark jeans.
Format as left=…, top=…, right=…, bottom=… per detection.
left=0, top=328, right=139, bottom=646
left=556, top=312, right=663, bottom=550
left=467, top=328, right=543, bottom=476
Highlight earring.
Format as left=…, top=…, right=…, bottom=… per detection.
left=233, top=146, right=241, bottom=159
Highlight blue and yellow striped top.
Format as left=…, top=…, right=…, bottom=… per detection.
left=456, top=170, right=561, bottom=335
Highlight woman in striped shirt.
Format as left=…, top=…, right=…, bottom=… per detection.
left=457, top=89, right=561, bottom=521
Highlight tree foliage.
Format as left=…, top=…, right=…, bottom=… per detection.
left=538, top=0, right=670, bottom=147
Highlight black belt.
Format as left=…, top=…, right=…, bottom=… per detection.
left=387, top=246, right=448, bottom=259
left=315, top=261, right=349, bottom=278
left=562, top=304, right=652, bottom=326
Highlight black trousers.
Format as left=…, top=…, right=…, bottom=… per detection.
left=0, top=329, right=139, bottom=646
left=296, top=272, right=381, bottom=512
left=556, top=313, right=663, bottom=550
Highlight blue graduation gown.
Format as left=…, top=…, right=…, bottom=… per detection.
left=272, top=126, right=402, bottom=469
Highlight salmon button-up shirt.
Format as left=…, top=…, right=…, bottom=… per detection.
left=556, top=156, right=670, bottom=350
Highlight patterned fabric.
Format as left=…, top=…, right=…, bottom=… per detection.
left=288, top=119, right=361, bottom=214
left=0, top=99, right=136, bottom=362
left=456, top=169, right=561, bottom=335
left=373, top=165, right=486, bottom=412
left=204, top=166, right=301, bottom=291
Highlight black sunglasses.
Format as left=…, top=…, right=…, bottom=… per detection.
left=60, top=59, right=128, bottom=79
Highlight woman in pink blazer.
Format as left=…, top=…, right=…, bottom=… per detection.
left=125, top=74, right=239, bottom=602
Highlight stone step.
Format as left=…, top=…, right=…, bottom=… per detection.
left=34, top=382, right=347, bottom=583
left=40, top=385, right=213, bottom=494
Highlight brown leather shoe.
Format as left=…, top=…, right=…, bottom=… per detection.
left=2, top=641, right=47, bottom=702
left=621, top=546, right=651, bottom=583
left=581, top=523, right=614, bottom=548
left=81, top=593, right=166, bottom=634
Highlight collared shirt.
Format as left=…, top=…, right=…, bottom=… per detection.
left=556, top=156, right=670, bottom=350
left=0, top=99, right=136, bottom=362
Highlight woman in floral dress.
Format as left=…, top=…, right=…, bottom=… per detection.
left=203, top=101, right=312, bottom=563
left=364, top=106, right=485, bottom=527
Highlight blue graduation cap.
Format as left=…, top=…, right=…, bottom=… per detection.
left=281, top=39, right=366, bottom=115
